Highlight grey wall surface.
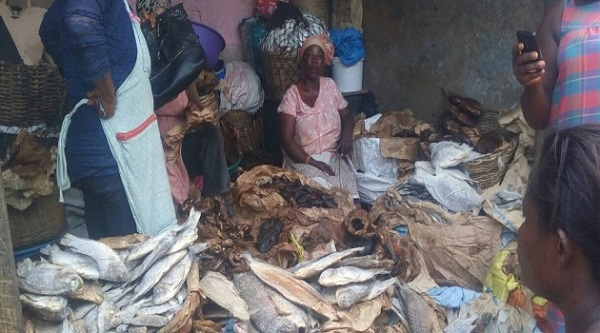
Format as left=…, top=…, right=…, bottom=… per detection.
left=363, top=0, right=546, bottom=122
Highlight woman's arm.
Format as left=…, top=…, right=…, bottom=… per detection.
left=280, top=113, right=334, bottom=175
left=338, top=107, right=354, bottom=155
left=513, top=0, right=562, bottom=130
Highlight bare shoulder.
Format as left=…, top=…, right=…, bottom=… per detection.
left=540, top=0, right=564, bottom=42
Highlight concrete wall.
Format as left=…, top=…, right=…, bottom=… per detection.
left=362, top=0, right=546, bottom=122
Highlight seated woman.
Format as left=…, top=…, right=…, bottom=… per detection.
left=278, top=34, right=359, bottom=203
left=519, top=124, right=600, bottom=333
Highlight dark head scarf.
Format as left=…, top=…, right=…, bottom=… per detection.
left=136, top=0, right=172, bottom=15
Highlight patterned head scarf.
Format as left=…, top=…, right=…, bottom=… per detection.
left=136, top=0, right=172, bottom=15
left=299, top=33, right=334, bottom=65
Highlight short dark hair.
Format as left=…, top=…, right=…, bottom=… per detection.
left=529, top=124, right=600, bottom=284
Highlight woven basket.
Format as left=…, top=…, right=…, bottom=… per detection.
left=260, top=50, right=300, bottom=99
left=0, top=58, right=65, bottom=127
left=461, top=138, right=519, bottom=190
left=220, top=110, right=263, bottom=156
left=8, top=185, right=66, bottom=250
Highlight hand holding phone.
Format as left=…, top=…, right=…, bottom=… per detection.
left=517, top=30, right=542, bottom=61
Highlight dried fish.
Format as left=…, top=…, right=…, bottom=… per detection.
left=318, top=266, right=389, bottom=287
left=41, top=244, right=101, bottom=280
left=335, top=283, right=370, bottom=309
left=127, top=314, right=170, bottom=327
left=83, top=305, right=100, bottom=333
left=71, top=302, right=96, bottom=321
left=129, top=230, right=177, bottom=282
left=60, top=318, right=86, bottom=333
left=137, top=299, right=181, bottom=317
left=336, top=255, right=395, bottom=271
left=127, top=209, right=200, bottom=262
left=243, top=252, right=339, bottom=320
left=98, top=234, right=150, bottom=250
left=234, top=272, right=306, bottom=333
left=97, top=301, right=118, bottom=333
left=128, top=326, right=148, bottom=333
left=291, top=247, right=365, bottom=279
left=153, top=252, right=193, bottom=305
left=256, top=219, right=283, bottom=253
left=166, top=227, right=198, bottom=255
left=69, top=279, right=103, bottom=305
left=60, top=233, right=129, bottom=283
left=20, top=293, right=69, bottom=322
left=200, top=271, right=249, bottom=321
left=17, top=259, right=83, bottom=296
left=130, top=250, right=188, bottom=302
left=108, top=300, right=145, bottom=329
left=398, top=284, right=442, bottom=333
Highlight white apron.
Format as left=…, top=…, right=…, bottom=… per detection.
left=57, top=2, right=176, bottom=236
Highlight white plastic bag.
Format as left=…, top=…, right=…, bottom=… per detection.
left=219, top=61, right=264, bottom=115
left=348, top=140, right=397, bottom=204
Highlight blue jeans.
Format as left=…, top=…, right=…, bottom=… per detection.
left=75, top=174, right=137, bottom=239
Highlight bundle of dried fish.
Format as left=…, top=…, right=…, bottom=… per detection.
left=256, top=219, right=283, bottom=253
left=20, top=209, right=207, bottom=332
left=263, top=175, right=338, bottom=209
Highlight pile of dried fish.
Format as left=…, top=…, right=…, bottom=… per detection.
left=439, top=89, right=514, bottom=154
left=19, top=210, right=207, bottom=333
left=262, top=175, right=338, bottom=209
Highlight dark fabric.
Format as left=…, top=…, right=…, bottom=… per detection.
left=181, top=123, right=230, bottom=197
left=265, top=1, right=305, bottom=31
left=40, top=0, right=138, bottom=183
left=76, top=174, right=137, bottom=239
left=136, top=0, right=171, bottom=14
left=140, top=3, right=206, bottom=108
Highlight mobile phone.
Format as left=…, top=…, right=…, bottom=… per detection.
left=517, top=30, right=542, bottom=60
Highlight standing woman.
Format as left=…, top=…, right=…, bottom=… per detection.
left=278, top=34, right=359, bottom=203
left=512, top=0, right=600, bottom=130
left=519, top=125, right=600, bottom=333
left=40, top=0, right=177, bottom=238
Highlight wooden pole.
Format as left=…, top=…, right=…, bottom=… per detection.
left=0, top=181, right=23, bottom=333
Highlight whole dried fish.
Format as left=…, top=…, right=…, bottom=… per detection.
left=69, top=279, right=104, bottom=304
left=335, top=283, right=370, bottom=309
left=97, top=301, right=118, bottom=333
left=200, top=271, right=249, bottom=321
left=83, top=305, right=100, bottom=333
left=17, top=259, right=83, bottom=296
left=318, top=266, right=389, bottom=287
left=60, top=233, right=129, bottom=283
left=130, top=250, right=188, bottom=302
left=128, top=326, right=148, bottom=333
left=165, top=227, right=198, bottom=255
left=243, top=252, right=339, bottom=320
left=153, top=252, right=193, bottom=305
left=60, top=318, right=86, bottom=333
left=137, top=299, right=181, bottom=317
left=291, top=247, right=364, bottom=279
left=129, top=230, right=177, bottom=282
left=20, top=293, right=69, bottom=322
left=234, top=273, right=306, bottom=333
left=336, top=255, right=395, bottom=271
left=127, top=209, right=200, bottom=262
left=398, top=284, right=443, bottom=333
left=41, top=244, right=101, bottom=280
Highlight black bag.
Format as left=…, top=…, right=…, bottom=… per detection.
left=141, top=3, right=206, bottom=109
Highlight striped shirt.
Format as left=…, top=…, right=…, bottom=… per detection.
left=550, top=0, right=600, bottom=130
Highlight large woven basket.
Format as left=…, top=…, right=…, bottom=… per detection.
left=220, top=110, right=263, bottom=156
left=260, top=50, right=300, bottom=100
left=8, top=185, right=66, bottom=250
left=0, top=58, right=66, bottom=127
left=461, top=138, right=519, bottom=190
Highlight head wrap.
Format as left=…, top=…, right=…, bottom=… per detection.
left=299, top=33, right=334, bottom=65
left=136, top=0, right=172, bottom=15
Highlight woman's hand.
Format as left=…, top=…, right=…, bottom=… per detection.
left=338, top=128, right=353, bottom=156
left=309, top=159, right=335, bottom=176
left=87, top=89, right=116, bottom=119
left=512, top=42, right=546, bottom=87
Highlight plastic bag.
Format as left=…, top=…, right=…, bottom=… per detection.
left=347, top=158, right=392, bottom=205
left=219, top=61, right=264, bottom=115
left=350, top=139, right=398, bottom=204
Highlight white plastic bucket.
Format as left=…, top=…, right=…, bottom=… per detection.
left=332, top=57, right=364, bottom=93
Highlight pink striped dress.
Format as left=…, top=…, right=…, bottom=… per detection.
left=550, top=0, right=600, bottom=129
